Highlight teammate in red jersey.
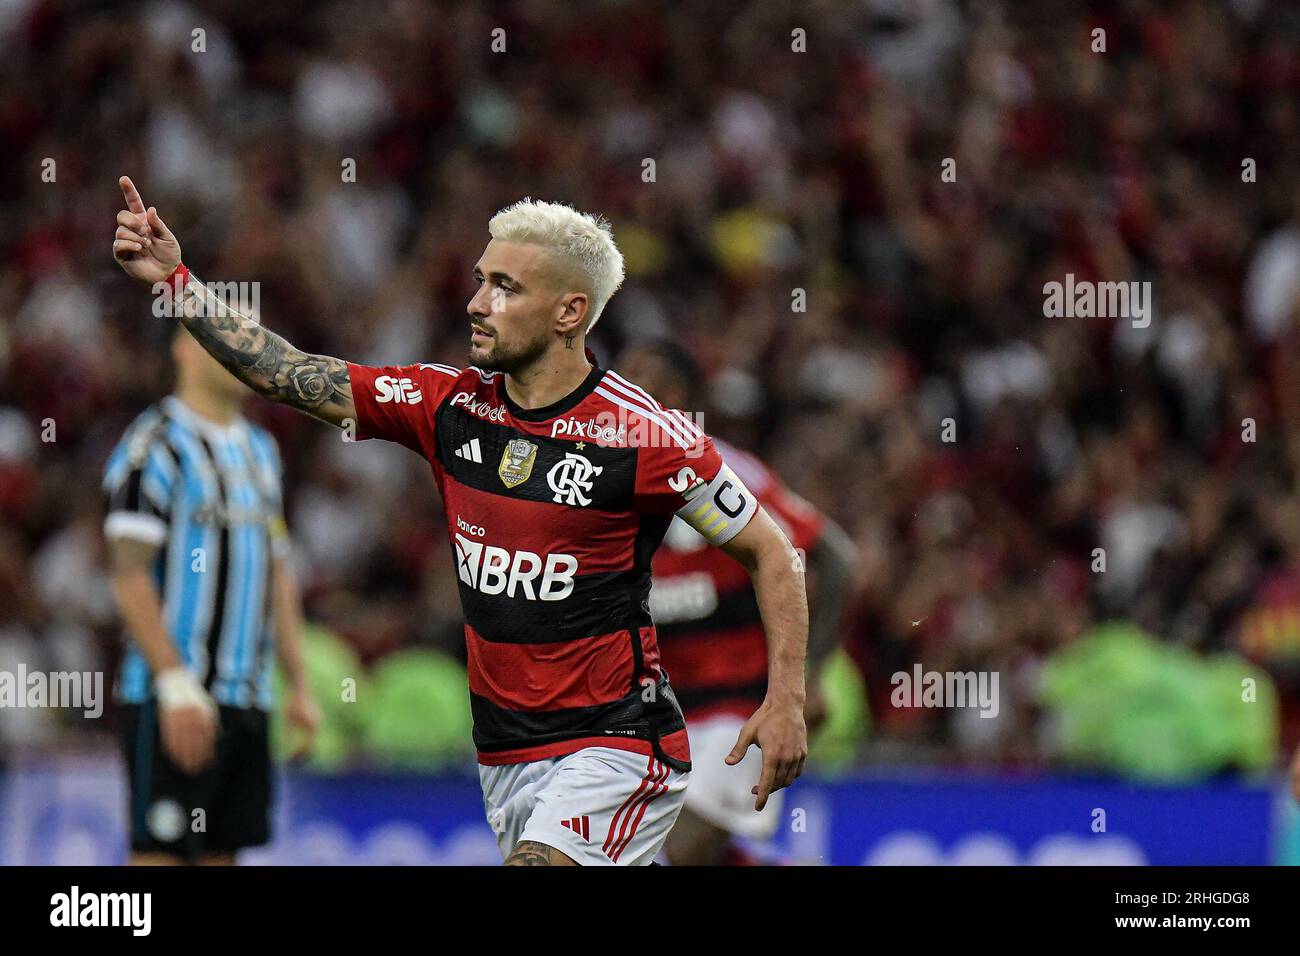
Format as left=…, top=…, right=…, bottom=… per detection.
left=112, top=177, right=810, bottom=866
left=619, top=340, right=859, bottom=865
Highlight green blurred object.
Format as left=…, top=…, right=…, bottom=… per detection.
left=361, top=648, right=474, bottom=769
left=272, top=623, right=368, bottom=770
left=1039, top=621, right=1280, bottom=782
left=807, top=648, right=870, bottom=774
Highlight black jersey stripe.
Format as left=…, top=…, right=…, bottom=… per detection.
left=671, top=679, right=768, bottom=714
left=457, top=568, right=653, bottom=644
left=434, top=403, right=639, bottom=512
left=469, top=676, right=685, bottom=754
left=653, top=585, right=765, bottom=640
left=194, top=434, right=232, bottom=693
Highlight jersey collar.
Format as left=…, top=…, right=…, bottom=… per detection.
left=161, top=395, right=246, bottom=442
left=499, top=362, right=606, bottom=423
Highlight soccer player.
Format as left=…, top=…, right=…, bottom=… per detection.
left=618, top=340, right=859, bottom=865
left=104, top=324, right=320, bottom=865
left=111, top=176, right=809, bottom=866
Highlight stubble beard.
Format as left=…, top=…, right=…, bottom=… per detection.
left=472, top=329, right=551, bottom=376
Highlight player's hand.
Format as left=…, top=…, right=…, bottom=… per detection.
left=727, top=693, right=808, bottom=812
left=284, top=685, right=321, bottom=761
left=155, top=667, right=218, bottom=775
left=112, top=176, right=182, bottom=285
left=160, top=703, right=218, bottom=776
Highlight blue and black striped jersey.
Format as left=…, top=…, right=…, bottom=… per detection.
left=103, top=396, right=288, bottom=710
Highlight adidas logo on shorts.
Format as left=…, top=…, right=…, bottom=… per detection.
left=455, top=439, right=483, bottom=463
left=560, top=815, right=591, bottom=841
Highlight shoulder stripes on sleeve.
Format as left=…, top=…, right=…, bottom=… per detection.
left=419, top=363, right=463, bottom=378
left=598, top=372, right=706, bottom=450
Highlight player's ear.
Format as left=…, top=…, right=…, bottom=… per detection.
left=555, top=292, right=588, bottom=337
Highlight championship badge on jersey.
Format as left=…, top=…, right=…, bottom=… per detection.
left=499, top=438, right=538, bottom=489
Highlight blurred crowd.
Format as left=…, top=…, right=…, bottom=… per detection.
left=3, top=0, right=1300, bottom=772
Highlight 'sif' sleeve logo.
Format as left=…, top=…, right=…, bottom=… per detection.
left=373, top=375, right=423, bottom=404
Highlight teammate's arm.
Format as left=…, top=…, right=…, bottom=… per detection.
left=111, top=176, right=355, bottom=428
left=107, top=536, right=218, bottom=775
left=805, top=520, right=857, bottom=672
left=718, top=507, right=809, bottom=811
left=271, top=554, right=320, bottom=759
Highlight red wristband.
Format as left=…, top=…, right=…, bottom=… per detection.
left=164, top=262, right=191, bottom=301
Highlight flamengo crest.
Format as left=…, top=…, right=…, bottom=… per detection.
left=547, top=452, right=603, bottom=506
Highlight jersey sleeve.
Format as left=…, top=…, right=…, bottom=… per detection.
left=635, top=426, right=760, bottom=547
left=103, top=431, right=178, bottom=547
left=345, top=362, right=462, bottom=455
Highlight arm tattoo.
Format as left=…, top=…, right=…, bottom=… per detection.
left=175, top=276, right=353, bottom=425
left=505, top=841, right=560, bottom=866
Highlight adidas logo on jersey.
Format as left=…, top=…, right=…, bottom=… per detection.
left=455, top=439, right=484, bottom=463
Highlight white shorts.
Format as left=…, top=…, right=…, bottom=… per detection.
left=479, top=747, right=689, bottom=866
left=682, top=714, right=783, bottom=839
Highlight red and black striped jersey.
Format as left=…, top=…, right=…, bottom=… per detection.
left=651, top=440, right=826, bottom=721
left=347, top=357, right=760, bottom=768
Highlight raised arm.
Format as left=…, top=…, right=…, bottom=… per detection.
left=111, top=176, right=355, bottom=427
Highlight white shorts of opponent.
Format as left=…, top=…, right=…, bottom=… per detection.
left=479, top=746, right=689, bottom=866
left=682, top=714, right=783, bottom=840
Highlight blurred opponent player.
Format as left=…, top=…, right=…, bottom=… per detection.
left=111, top=177, right=810, bottom=866
left=619, top=341, right=858, bottom=865
left=104, top=326, right=319, bottom=864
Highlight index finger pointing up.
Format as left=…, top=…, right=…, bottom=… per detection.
left=119, top=176, right=146, bottom=214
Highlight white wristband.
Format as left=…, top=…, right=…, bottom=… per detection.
left=155, top=667, right=215, bottom=713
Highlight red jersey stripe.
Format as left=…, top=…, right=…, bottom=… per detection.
left=465, top=625, right=634, bottom=711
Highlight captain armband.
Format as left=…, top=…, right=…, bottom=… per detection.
left=675, top=463, right=759, bottom=547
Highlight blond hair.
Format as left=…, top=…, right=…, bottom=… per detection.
left=489, top=198, right=626, bottom=332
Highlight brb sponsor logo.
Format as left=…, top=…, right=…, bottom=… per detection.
left=454, top=534, right=577, bottom=601
left=451, top=391, right=507, bottom=423
left=374, top=376, right=423, bottom=405
left=551, top=414, right=627, bottom=446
